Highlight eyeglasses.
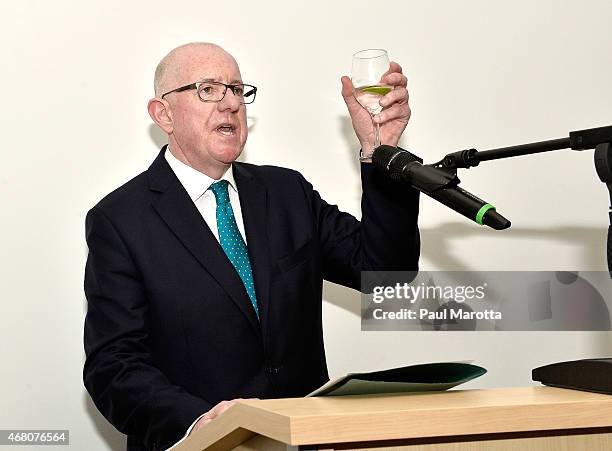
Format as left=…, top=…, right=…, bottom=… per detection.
left=161, top=81, right=257, bottom=104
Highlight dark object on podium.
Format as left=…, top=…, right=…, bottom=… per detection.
left=308, top=362, right=487, bottom=396
left=532, top=359, right=612, bottom=395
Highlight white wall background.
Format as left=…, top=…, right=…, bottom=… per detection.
left=1, top=0, right=611, bottom=449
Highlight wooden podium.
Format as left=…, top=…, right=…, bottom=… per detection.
left=174, top=387, right=612, bottom=451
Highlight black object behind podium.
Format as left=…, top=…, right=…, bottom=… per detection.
left=533, top=359, right=612, bottom=395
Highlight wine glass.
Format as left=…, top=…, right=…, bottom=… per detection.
left=351, top=49, right=392, bottom=154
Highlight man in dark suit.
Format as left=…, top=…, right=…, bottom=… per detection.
left=84, top=42, right=419, bottom=450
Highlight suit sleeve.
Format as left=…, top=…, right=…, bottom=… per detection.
left=83, top=207, right=211, bottom=450
left=299, top=159, right=420, bottom=290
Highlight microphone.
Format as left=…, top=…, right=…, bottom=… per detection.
left=372, top=145, right=511, bottom=230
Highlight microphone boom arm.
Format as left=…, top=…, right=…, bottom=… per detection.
left=435, top=125, right=612, bottom=169
left=433, top=125, right=612, bottom=274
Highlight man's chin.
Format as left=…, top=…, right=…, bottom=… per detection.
left=215, top=147, right=244, bottom=164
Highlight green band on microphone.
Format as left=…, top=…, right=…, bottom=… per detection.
left=476, top=204, right=495, bottom=225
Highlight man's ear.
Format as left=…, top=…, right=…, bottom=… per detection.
left=148, top=98, right=173, bottom=134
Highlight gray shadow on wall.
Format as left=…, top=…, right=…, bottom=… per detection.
left=420, top=222, right=607, bottom=272
left=324, top=223, right=608, bottom=316
left=322, top=223, right=611, bottom=352
left=149, top=124, right=167, bottom=149
left=593, top=332, right=612, bottom=356
left=83, top=391, right=126, bottom=451
left=82, top=294, right=125, bottom=450
left=338, top=115, right=361, bottom=174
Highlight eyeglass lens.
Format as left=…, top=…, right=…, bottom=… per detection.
left=197, top=83, right=256, bottom=104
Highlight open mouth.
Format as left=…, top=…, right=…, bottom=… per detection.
left=216, top=124, right=236, bottom=136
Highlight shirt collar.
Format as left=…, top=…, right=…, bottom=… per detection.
left=164, top=147, right=238, bottom=201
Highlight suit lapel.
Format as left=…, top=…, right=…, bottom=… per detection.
left=147, top=148, right=260, bottom=334
left=233, top=163, right=272, bottom=339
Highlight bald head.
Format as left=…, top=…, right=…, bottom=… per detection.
left=153, top=42, right=239, bottom=97
left=148, top=42, right=248, bottom=179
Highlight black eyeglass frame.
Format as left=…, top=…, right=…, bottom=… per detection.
left=160, top=81, right=257, bottom=104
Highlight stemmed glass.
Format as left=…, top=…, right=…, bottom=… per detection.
left=351, top=49, right=392, bottom=153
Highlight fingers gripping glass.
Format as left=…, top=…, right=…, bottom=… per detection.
left=161, top=81, right=257, bottom=104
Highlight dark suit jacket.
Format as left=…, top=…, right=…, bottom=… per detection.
left=83, top=147, right=420, bottom=450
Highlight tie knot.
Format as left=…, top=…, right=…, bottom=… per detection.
left=209, top=180, right=230, bottom=204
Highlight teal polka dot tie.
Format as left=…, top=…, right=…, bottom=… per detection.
left=209, top=180, right=258, bottom=318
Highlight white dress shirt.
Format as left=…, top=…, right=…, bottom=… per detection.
left=164, top=148, right=247, bottom=244
left=163, top=147, right=247, bottom=450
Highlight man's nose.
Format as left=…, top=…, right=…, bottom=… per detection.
left=217, top=87, right=241, bottom=112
